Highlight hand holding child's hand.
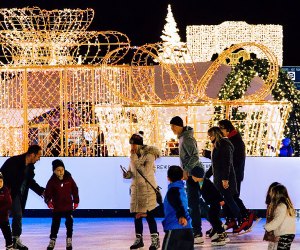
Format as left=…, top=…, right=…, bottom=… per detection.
left=47, top=202, right=54, bottom=209
left=178, top=217, right=187, bottom=227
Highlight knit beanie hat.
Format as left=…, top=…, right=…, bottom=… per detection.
left=170, top=116, right=184, bottom=127
left=129, top=132, right=143, bottom=145
left=52, top=159, right=65, bottom=172
left=191, top=166, right=205, bottom=178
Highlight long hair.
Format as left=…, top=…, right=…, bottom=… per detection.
left=268, top=184, right=295, bottom=218
left=218, top=119, right=235, bottom=133
left=207, top=127, right=223, bottom=147
left=265, top=182, right=281, bottom=205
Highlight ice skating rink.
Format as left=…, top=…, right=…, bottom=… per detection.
left=1, top=217, right=299, bottom=249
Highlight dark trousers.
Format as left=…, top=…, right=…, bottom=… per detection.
left=223, top=179, right=248, bottom=219
left=186, top=176, right=202, bottom=235
left=162, top=228, right=194, bottom=250
left=207, top=202, right=223, bottom=233
left=220, top=188, right=241, bottom=220
left=50, top=211, right=73, bottom=239
left=0, top=221, right=13, bottom=247
left=134, top=209, right=157, bottom=235
left=11, top=195, right=23, bottom=237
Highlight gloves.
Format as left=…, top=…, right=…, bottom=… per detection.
left=73, top=203, right=79, bottom=210
left=47, top=202, right=54, bottom=209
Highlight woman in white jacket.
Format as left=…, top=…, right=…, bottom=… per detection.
left=264, top=184, right=296, bottom=250
left=123, top=132, right=161, bottom=250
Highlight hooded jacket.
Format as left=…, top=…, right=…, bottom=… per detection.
left=178, top=126, right=202, bottom=174
left=127, top=145, right=161, bottom=213
left=162, top=180, right=192, bottom=230
left=44, top=170, right=79, bottom=212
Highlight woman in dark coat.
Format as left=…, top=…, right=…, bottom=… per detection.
left=205, top=127, right=247, bottom=233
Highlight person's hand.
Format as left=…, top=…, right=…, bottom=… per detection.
left=220, top=201, right=225, bottom=206
left=182, top=170, right=188, bottom=180
left=123, top=170, right=132, bottom=179
left=178, top=217, right=187, bottom=226
left=73, top=203, right=79, bottom=210
left=135, top=213, right=147, bottom=219
left=201, top=149, right=206, bottom=157
left=47, top=202, right=54, bottom=209
left=222, top=180, right=229, bottom=189
left=41, top=190, right=45, bottom=199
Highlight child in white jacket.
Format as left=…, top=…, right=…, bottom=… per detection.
left=264, top=184, right=296, bottom=250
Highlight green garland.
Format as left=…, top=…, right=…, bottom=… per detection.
left=218, top=58, right=300, bottom=156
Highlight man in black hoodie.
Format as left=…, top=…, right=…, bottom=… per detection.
left=0, top=145, right=45, bottom=250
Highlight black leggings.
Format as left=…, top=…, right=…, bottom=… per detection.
left=0, top=221, right=13, bottom=247
left=134, top=209, right=158, bottom=235
left=277, top=234, right=295, bottom=250
left=50, top=211, right=73, bottom=239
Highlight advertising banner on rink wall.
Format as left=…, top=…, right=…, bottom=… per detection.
left=0, top=156, right=299, bottom=209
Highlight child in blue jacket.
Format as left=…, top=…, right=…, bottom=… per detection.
left=162, top=165, right=194, bottom=250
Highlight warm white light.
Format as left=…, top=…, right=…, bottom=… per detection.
left=186, top=21, right=283, bottom=65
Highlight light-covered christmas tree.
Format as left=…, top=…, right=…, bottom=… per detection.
left=157, top=4, right=190, bottom=64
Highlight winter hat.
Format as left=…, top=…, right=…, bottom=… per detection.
left=170, top=116, right=184, bottom=127
left=52, top=159, right=65, bottom=172
left=129, top=132, right=143, bottom=145
left=191, top=166, right=205, bottom=178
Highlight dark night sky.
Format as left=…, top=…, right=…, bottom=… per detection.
left=0, top=0, right=298, bottom=65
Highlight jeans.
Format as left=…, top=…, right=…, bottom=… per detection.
left=11, top=195, right=23, bottom=237
left=186, top=176, right=202, bottom=235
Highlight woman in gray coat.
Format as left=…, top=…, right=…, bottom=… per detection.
left=123, top=132, right=161, bottom=250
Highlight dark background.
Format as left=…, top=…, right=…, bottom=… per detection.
left=0, top=0, right=298, bottom=66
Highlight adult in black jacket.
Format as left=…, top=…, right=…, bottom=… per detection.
left=218, top=119, right=256, bottom=232
left=204, top=127, right=249, bottom=234
left=0, top=145, right=45, bottom=250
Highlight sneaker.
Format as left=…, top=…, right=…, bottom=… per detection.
left=130, top=234, right=144, bottom=249
left=66, top=237, right=72, bottom=250
left=223, top=218, right=237, bottom=231
left=149, top=233, right=160, bottom=250
left=6, top=244, right=13, bottom=250
left=205, top=228, right=213, bottom=238
left=13, top=237, right=28, bottom=250
left=194, top=234, right=204, bottom=244
left=211, top=232, right=226, bottom=246
left=233, top=218, right=249, bottom=234
left=47, top=238, right=56, bottom=250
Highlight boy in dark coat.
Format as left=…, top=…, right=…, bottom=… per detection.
left=191, top=166, right=227, bottom=246
left=162, top=165, right=194, bottom=250
left=0, top=172, right=13, bottom=250
left=45, top=159, right=79, bottom=250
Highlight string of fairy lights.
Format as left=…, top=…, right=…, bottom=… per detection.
left=0, top=7, right=295, bottom=156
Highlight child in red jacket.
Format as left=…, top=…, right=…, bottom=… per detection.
left=45, top=159, right=79, bottom=250
left=0, top=172, right=13, bottom=250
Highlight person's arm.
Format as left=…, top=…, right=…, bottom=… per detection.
left=202, top=149, right=211, bottom=159
left=264, top=204, right=287, bottom=232
left=205, top=165, right=213, bottom=179
left=29, top=178, right=45, bottom=196
left=219, top=142, right=231, bottom=183
left=71, top=177, right=80, bottom=205
left=181, top=137, right=200, bottom=172
left=167, top=187, right=186, bottom=220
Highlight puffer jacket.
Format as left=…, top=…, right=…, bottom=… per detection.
left=127, top=145, right=161, bottom=213
left=178, top=126, right=203, bottom=174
